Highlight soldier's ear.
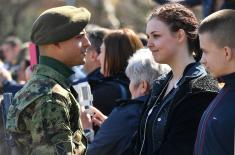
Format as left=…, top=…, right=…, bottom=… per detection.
left=52, top=43, right=63, bottom=52
left=53, top=43, right=60, bottom=48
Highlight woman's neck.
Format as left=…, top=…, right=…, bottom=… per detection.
left=170, top=56, right=195, bottom=81
left=163, top=56, right=195, bottom=98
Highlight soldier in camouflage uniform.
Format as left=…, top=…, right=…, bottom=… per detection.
left=6, top=6, right=91, bottom=155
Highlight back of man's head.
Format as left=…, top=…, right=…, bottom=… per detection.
left=199, top=9, right=235, bottom=49
left=87, top=26, right=110, bottom=54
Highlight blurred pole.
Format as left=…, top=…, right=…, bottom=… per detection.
left=65, top=0, right=76, bottom=6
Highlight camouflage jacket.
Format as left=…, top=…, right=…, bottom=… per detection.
left=6, top=64, right=87, bottom=155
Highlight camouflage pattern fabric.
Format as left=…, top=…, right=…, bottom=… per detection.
left=6, top=64, right=87, bottom=155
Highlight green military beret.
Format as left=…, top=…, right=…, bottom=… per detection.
left=31, top=6, right=91, bottom=45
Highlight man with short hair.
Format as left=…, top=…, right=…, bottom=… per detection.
left=83, top=28, right=107, bottom=76
left=73, top=27, right=110, bottom=84
left=194, top=9, right=235, bottom=155
left=6, top=6, right=91, bottom=155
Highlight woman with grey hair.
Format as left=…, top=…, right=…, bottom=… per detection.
left=126, top=48, right=170, bottom=99
left=86, top=48, right=170, bottom=155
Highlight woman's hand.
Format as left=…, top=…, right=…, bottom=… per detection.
left=90, top=106, right=108, bottom=127
left=80, top=106, right=93, bottom=129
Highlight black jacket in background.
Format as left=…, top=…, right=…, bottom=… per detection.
left=73, top=68, right=130, bottom=115
left=91, top=72, right=131, bottom=115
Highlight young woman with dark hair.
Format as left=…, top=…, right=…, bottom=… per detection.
left=92, top=28, right=143, bottom=115
left=124, top=3, right=219, bottom=155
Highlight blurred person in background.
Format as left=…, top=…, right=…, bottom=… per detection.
left=0, top=66, right=23, bottom=96
left=0, top=48, right=5, bottom=64
left=83, top=48, right=170, bottom=155
left=154, top=0, right=235, bottom=17
left=0, top=42, right=30, bottom=96
left=73, top=26, right=111, bottom=133
left=16, top=59, right=30, bottom=84
left=91, top=28, right=143, bottom=116
left=1, top=36, right=22, bottom=80
left=73, top=26, right=110, bottom=86
left=82, top=27, right=110, bottom=81
left=16, top=42, right=30, bottom=84
left=137, top=33, right=148, bottom=47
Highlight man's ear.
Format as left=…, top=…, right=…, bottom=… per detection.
left=223, top=46, right=233, bottom=62
left=53, top=42, right=62, bottom=50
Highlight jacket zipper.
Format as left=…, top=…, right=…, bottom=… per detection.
left=147, top=90, right=207, bottom=152
left=138, top=80, right=170, bottom=155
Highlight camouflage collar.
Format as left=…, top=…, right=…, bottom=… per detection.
left=33, top=64, right=72, bottom=90
left=39, top=56, right=74, bottom=79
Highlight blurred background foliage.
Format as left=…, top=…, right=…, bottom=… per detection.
left=0, top=0, right=203, bottom=43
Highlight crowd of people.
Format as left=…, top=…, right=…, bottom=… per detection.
left=0, top=2, right=234, bottom=155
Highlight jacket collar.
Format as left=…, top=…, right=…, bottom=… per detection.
left=87, top=67, right=104, bottom=81
left=151, top=62, right=206, bottom=98
left=176, top=62, right=207, bottom=88
left=219, top=72, right=235, bottom=87
left=154, top=62, right=206, bottom=86
left=134, top=95, right=149, bottom=102
left=99, top=72, right=130, bottom=86
left=33, top=64, right=71, bottom=90
left=39, top=56, right=74, bottom=79
left=116, top=94, right=149, bottom=106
